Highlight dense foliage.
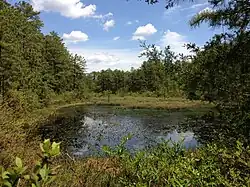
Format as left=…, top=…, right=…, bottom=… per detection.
left=86, top=43, right=189, bottom=97
left=181, top=0, right=250, bottom=142
left=101, top=140, right=250, bottom=187
left=0, top=1, right=86, bottom=111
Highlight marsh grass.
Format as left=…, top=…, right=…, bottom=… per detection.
left=87, top=95, right=213, bottom=111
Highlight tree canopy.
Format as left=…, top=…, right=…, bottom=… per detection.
left=0, top=1, right=86, bottom=110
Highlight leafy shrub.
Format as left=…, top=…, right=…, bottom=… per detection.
left=102, top=134, right=132, bottom=157
left=102, top=138, right=250, bottom=186
left=39, top=90, right=57, bottom=107
left=0, top=139, right=61, bottom=187
left=5, top=90, right=41, bottom=112
left=75, top=88, right=93, bottom=100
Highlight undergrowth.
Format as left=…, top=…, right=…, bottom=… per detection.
left=115, top=141, right=250, bottom=186
left=1, top=138, right=250, bottom=187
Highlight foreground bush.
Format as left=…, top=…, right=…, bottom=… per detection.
left=0, top=139, right=60, bottom=187
left=1, top=138, right=250, bottom=186
left=101, top=139, right=250, bottom=187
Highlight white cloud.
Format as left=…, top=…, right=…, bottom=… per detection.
left=132, top=23, right=157, bottom=40
left=134, top=24, right=157, bottom=36
left=92, top=12, right=113, bottom=19
left=164, top=5, right=180, bottom=16
left=161, top=30, right=189, bottom=55
left=63, top=31, right=88, bottom=43
left=190, top=2, right=209, bottom=9
left=126, top=20, right=139, bottom=25
left=69, top=48, right=143, bottom=72
left=103, top=20, right=115, bottom=31
left=126, top=21, right=133, bottom=25
left=113, top=36, right=120, bottom=41
left=199, top=7, right=212, bottom=14
left=86, top=53, right=119, bottom=64
left=31, top=0, right=112, bottom=19
left=180, top=2, right=208, bottom=11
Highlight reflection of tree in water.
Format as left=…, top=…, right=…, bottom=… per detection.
left=179, top=114, right=250, bottom=146
left=37, top=106, right=88, bottom=150
left=136, top=112, right=195, bottom=149
left=139, top=112, right=186, bottom=132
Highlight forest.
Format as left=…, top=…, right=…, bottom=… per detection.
left=0, top=0, right=250, bottom=186
left=0, top=0, right=86, bottom=110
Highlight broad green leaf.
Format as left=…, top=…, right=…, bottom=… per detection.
left=2, top=171, right=10, bottom=179
left=42, top=139, right=51, bottom=153
left=15, top=157, right=23, bottom=168
left=3, top=181, right=12, bottom=187
left=50, top=142, right=61, bottom=157
left=19, top=166, right=28, bottom=175
left=39, top=165, right=49, bottom=181
left=39, top=168, right=47, bottom=180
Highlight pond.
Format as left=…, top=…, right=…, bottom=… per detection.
left=39, top=105, right=201, bottom=156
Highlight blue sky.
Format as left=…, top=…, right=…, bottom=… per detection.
left=13, top=0, right=221, bottom=72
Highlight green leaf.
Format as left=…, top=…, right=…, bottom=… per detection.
left=39, top=166, right=49, bottom=181
left=42, top=139, right=51, bottom=153
left=39, top=168, right=47, bottom=180
left=31, top=173, right=39, bottom=182
left=19, top=166, right=27, bottom=175
left=2, top=171, right=10, bottom=179
left=15, top=157, right=23, bottom=168
left=32, top=183, right=37, bottom=187
left=39, top=143, right=44, bottom=152
left=102, top=145, right=113, bottom=155
left=50, top=142, right=61, bottom=157
left=24, top=174, right=30, bottom=180
left=3, top=181, right=12, bottom=187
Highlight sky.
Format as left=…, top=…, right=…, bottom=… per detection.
left=11, top=0, right=221, bottom=72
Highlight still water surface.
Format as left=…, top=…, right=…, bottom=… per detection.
left=40, top=105, right=199, bottom=156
